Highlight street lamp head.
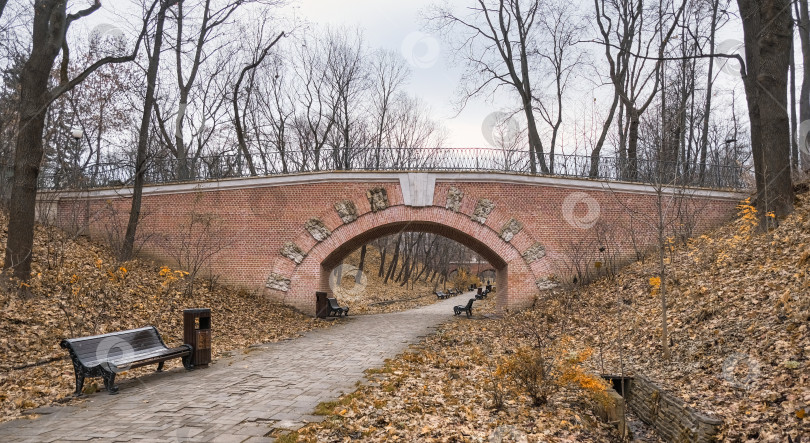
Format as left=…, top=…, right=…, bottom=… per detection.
left=71, top=128, right=83, bottom=140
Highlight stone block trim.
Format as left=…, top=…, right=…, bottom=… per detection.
left=305, top=218, right=331, bottom=242
left=471, top=198, right=495, bottom=224
left=334, top=200, right=358, bottom=223
left=535, top=277, right=559, bottom=291
left=500, top=218, right=523, bottom=242
left=280, top=242, right=305, bottom=264
left=366, top=187, right=389, bottom=212
left=446, top=186, right=464, bottom=212
left=522, top=242, right=547, bottom=263
left=266, top=272, right=291, bottom=292
left=626, top=375, right=722, bottom=442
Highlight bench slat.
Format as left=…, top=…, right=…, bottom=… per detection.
left=60, top=326, right=193, bottom=396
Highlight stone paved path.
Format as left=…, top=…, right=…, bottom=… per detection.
left=0, top=293, right=477, bottom=442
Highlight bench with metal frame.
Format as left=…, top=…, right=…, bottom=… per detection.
left=60, top=326, right=192, bottom=396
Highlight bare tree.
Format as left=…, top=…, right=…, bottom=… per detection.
left=534, top=0, right=585, bottom=172
left=796, top=0, right=810, bottom=173
left=369, top=49, right=409, bottom=167
left=4, top=0, right=157, bottom=280
left=593, top=0, right=687, bottom=179
left=231, top=14, right=284, bottom=175
left=427, top=0, right=550, bottom=173
left=159, top=0, right=249, bottom=179
left=324, top=28, right=368, bottom=170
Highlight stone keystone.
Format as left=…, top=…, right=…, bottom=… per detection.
left=280, top=242, right=305, bottom=264
left=522, top=242, right=547, bottom=263
left=334, top=200, right=358, bottom=224
left=366, top=187, right=389, bottom=212
left=500, top=218, right=523, bottom=242
left=305, top=218, right=331, bottom=242
left=471, top=198, right=495, bottom=224
left=266, top=273, right=291, bottom=292
left=446, top=187, right=464, bottom=212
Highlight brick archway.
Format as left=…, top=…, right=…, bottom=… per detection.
left=276, top=205, right=538, bottom=315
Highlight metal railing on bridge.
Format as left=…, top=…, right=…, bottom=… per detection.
left=31, top=148, right=750, bottom=191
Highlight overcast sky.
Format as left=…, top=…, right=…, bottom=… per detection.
left=293, top=0, right=506, bottom=148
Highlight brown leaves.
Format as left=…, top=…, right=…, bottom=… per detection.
left=0, top=213, right=322, bottom=423
left=298, top=299, right=619, bottom=442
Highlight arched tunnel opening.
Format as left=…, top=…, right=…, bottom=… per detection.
left=317, top=221, right=508, bottom=315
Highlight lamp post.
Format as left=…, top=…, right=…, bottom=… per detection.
left=69, top=128, right=83, bottom=187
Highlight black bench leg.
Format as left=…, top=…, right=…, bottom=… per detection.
left=182, top=355, right=193, bottom=370
left=73, top=371, right=85, bottom=397
left=157, top=361, right=164, bottom=372
left=101, top=370, right=119, bottom=394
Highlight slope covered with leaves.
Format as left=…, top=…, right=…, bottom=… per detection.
left=296, top=191, right=810, bottom=442
left=567, top=191, right=810, bottom=441
left=297, top=297, right=622, bottom=442
left=0, top=214, right=322, bottom=423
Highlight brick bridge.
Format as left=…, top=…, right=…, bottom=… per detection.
left=46, top=172, right=744, bottom=315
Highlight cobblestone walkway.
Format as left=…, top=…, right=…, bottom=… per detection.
left=0, top=293, right=476, bottom=442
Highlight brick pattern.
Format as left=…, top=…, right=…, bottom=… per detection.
left=55, top=176, right=740, bottom=316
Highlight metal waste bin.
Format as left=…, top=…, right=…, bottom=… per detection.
left=477, top=287, right=483, bottom=296
left=183, top=308, right=211, bottom=367
left=316, top=291, right=329, bottom=318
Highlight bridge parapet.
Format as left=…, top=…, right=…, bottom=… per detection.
left=36, top=148, right=749, bottom=192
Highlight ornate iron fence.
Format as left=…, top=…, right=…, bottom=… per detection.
left=31, top=147, right=750, bottom=191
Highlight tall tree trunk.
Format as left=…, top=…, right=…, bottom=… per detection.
left=121, top=2, right=170, bottom=261
left=627, top=107, right=640, bottom=180
left=797, top=0, right=810, bottom=172
left=699, top=0, right=719, bottom=185
left=737, top=0, right=794, bottom=219
left=384, top=233, right=402, bottom=284
left=589, top=90, right=619, bottom=178
left=5, top=1, right=74, bottom=278
left=377, top=245, right=387, bottom=277
left=790, top=33, right=799, bottom=173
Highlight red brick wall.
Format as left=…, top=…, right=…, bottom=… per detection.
left=53, top=173, right=743, bottom=315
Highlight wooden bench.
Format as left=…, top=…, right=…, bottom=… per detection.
left=453, top=298, right=475, bottom=317
left=475, top=288, right=489, bottom=300
left=435, top=291, right=450, bottom=299
left=60, top=326, right=192, bottom=396
left=327, top=297, right=349, bottom=317
left=448, top=288, right=459, bottom=296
